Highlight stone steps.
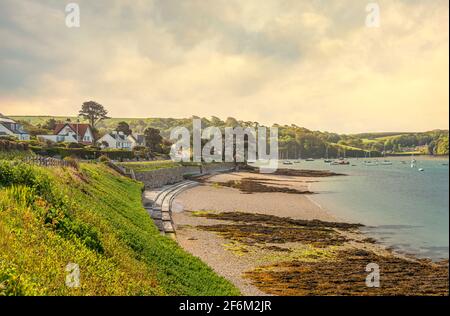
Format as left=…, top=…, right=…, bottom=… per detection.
left=144, top=180, right=198, bottom=236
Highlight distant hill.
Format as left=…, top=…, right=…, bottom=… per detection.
left=10, top=116, right=449, bottom=157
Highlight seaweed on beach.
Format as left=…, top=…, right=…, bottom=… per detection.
left=274, top=169, right=345, bottom=177
left=190, top=210, right=448, bottom=295
left=241, top=165, right=345, bottom=177
left=197, top=223, right=348, bottom=247
left=216, top=179, right=314, bottom=194
left=194, top=212, right=361, bottom=247
left=194, top=211, right=362, bottom=230
left=244, top=249, right=449, bottom=296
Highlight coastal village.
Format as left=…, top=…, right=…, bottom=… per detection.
left=1, top=114, right=146, bottom=150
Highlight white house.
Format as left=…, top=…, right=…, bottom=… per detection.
left=128, top=134, right=146, bottom=148
left=37, top=123, right=94, bottom=144
left=97, top=131, right=132, bottom=150
left=37, top=134, right=77, bottom=143
left=0, top=114, right=30, bottom=140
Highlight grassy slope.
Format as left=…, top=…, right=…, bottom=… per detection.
left=118, top=160, right=182, bottom=172
left=0, top=160, right=239, bottom=296
left=118, top=161, right=204, bottom=172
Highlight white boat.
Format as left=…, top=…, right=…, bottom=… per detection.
left=381, top=144, right=392, bottom=165
left=305, top=158, right=314, bottom=161
left=418, top=168, right=424, bottom=172
left=363, top=151, right=377, bottom=166
left=410, top=154, right=416, bottom=168
left=330, top=159, right=350, bottom=165
left=283, top=160, right=293, bottom=165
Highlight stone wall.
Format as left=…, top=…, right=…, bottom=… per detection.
left=135, top=163, right=235, bottom=189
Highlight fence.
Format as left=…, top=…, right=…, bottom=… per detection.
left=24, top=155, right=70, bottom=168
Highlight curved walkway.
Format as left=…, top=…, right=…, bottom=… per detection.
left=143, top=180, right=198, bottom=236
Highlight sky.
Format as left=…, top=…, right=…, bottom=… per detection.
left=0, top=0, right=448, bottom=133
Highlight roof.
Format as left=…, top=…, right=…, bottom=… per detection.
left=0, top=117, right=16, bottom=124
left=0, top=117, right=29, bottom=134
left=109, top=132, right=129, bottom=141
left=0, top=114, right=16, bottom=124
left=55, top=123, right=91, bottom=137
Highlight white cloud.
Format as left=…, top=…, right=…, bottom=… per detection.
left=0, top=0, right=448, bottom=133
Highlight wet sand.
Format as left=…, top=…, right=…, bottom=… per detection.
left=175, top=172, right=335, bottom=221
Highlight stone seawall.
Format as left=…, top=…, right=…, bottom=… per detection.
left=135, top=163, right=235, bottom=189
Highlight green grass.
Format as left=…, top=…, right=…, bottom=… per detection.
left=118, top=160, right=182, bottom=172
left=0, top=160, right=239, bottom=296
left=118, top=160, right=202, bottom=172
left=0, top=150, right=35, bottom=160
left=361, top=138, right=378, bottom=144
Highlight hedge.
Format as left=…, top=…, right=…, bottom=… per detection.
left=0, top=139, right=29, bottom=151
left=30, top=146, right=134, bottom=160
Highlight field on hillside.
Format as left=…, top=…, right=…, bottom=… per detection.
left=9, top=115, right=449, bottom=157
left=0, top=159, right=239, bottom=296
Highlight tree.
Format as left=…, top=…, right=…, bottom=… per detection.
left=144, top=127, right=163, bottom=153
left=116, top=121, right=132, bottom=136
left=79, top=101, right=109, bottom=128
left=435, top=136, right=449, bottom=155
left=42, top=118, right=57, bottom=130
left=225, top=117, right=239, bottom=127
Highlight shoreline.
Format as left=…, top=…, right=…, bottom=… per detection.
left=171, top=170, right=449, bottom=295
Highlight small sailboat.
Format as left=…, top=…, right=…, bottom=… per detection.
left=410, top=154, right=416, bottom=168
left=305, top=158, right=314, bottom=161
left=324, top=146, right=333, bottom=163
left=418, top=168, right=424, bottom=172
left=380, top=144, right=392, bottom=165
left=283, top=160, right=293, bottom=165
left=364, top=150, right=378, bottom=166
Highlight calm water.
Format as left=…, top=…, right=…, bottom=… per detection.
left=257, top=157, right=449, bottom=260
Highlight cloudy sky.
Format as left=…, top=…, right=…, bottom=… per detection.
left=0, top=0, right=448, bottom=133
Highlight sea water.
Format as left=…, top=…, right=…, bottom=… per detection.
left=275, top=157, right=449, bottom=261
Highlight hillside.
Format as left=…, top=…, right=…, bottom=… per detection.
left=10, top=116, right=449, bottom=157
left=0, top=159, right=239, bottom=295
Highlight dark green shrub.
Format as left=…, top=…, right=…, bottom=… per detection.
left=66, top=142, right=85, bottom=149
left=98, top=155, right=110, bottom=163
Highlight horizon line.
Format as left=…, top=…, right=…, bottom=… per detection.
left=6, top=114, right=449, bottom=135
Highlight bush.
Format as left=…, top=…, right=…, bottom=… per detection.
left=85, top=145, right=101, bottom=150
left=132, top=145, right=146, bottom=151
left=98, top=155, right=110, bottom=163
left=30, top=146, right=134, bottom=160
left=0, top=139, right=29, bottom=151
left=66, top=142, right=85, bottom=149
